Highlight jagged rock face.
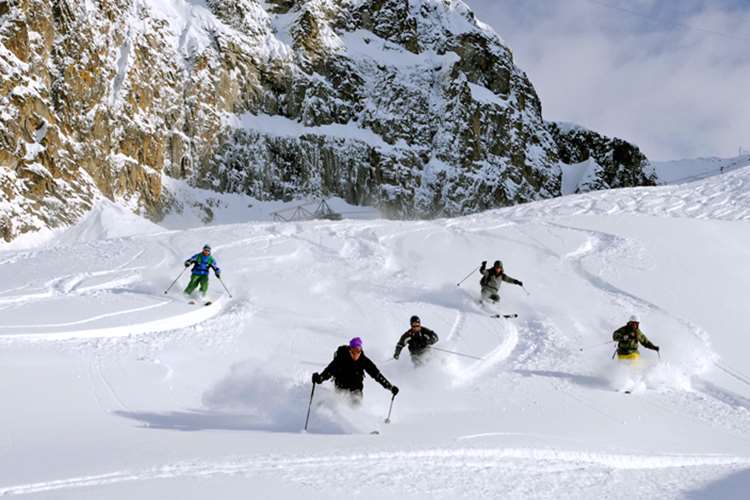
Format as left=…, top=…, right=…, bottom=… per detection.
left=1, top=0, right=183, bottom=240
left=546, top=122, right=657, bottom=192
left=205, top=0, right=563, bottom=217
left=0, top=0, right=651, bottom=240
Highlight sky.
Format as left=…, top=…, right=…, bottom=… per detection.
left=464, top=0, right=750, bottom=160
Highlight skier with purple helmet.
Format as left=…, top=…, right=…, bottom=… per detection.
left=313, top=337, right=398, bottom=403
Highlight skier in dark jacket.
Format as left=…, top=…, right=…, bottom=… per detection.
left=613, top=315, right=659, bottom=361
left=313, top=337, right=398, bottom=404
left=479, top=260, right=523, bottom=302
left=394, top=315, right=439, bottom=366
left=184, top=244, right=221, bottom=298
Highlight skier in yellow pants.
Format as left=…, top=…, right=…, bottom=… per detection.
left=613, top=315, right=660, bottom=362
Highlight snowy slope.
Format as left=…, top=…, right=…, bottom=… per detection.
left=1, top=168, right=750, bottom=498
left=160, top=176, right=380, bottom=229
left=653, top=154, right=750, bottom=184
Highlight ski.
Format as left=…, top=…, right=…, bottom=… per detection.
left=204, top=301, right=212, bottom=306
left=476, top=300, right=516, bottom=319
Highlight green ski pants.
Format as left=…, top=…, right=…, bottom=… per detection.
left=184, top=274, right=209, bottom=296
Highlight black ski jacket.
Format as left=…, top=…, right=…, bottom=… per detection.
left=394, top=327, right=439, bottom=358
left=319, top=346, right=392, bottom=392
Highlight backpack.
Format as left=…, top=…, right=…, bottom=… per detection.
left=480, top=271, right=490, bottom=287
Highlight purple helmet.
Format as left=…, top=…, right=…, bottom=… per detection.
left=349, top=337, right=363, bottom=349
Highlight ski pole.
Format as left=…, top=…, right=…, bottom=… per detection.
left=164, top=267, right=188, bottom=294
left=385, top=393, right=396, bottom=424
left=304, top=381, right=316, bottom=431
left=579, top=340, right=615, bottom=352
left=521, top=285, right=531, bottom=296
left=217, top=275, right=233, bottom=298
left=430, top=346, right=483, bottom=360
left=456, top=266, right=480, bottom=287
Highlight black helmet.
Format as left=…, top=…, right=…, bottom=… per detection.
left=494, top=260, right=503, bottom=268
left=410, top=315, right=420, bottom=325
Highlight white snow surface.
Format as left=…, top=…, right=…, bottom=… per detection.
left=561, top=157, right=600, bottom=195
left=652, top=154, right=750, bottom=184
left=56, top=199, right=166, bottom=245
left=2, top=167, right=750, bottom=498
left=160, top=176, right=380, bottom=229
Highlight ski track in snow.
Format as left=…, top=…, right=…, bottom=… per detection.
left=2, top=167, right=750, bottom=497
left=538, top=220, right=750, bottom=427
left=509, top=219, right=750, bottom=439
left=0, top=298, right=228, bottom=341
left=453, top=319, right=519, bottom=386
left=2, top=448, right=749, bottom=496
left=0, top=300, right=171, bottom=329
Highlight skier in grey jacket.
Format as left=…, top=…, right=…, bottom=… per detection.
left=479, top=260, right=523, bottom=303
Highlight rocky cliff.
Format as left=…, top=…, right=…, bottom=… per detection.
left=547, top=121, right=656, bottom=193
left=0, top=0, right=654, bottom=241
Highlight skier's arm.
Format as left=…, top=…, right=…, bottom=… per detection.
left=394, top=331, right=410, bottom=358
left=184, top=254, right=197, bottom=267
left=612, top=327, right=625, bottom=342
left=502, top=273, right=522, bottom=286
left=424, top=327, right=439, bottom=345
left=211, top=259, right=221, bottom=277
left=638, top=331, right=659, bottom=351
left=319, top=352, right=339, bottom=382
left=364, top=357, right=393, bottom=390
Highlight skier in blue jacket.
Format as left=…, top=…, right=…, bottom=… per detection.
left=184, top=244, right=221, bottom=298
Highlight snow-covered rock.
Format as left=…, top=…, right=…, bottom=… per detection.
left=1, top=0, right=653, bottom=241
left=547, top=121, right=656, bottom=194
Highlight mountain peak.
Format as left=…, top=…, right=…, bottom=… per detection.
left=0, top=0, right=652, bottom=241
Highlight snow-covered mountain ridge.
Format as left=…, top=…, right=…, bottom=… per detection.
left=0, top=0, right=655, bottom=242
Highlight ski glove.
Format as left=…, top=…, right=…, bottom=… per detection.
left=312, top=372, right=323, bottom=384
left=393, top=353, right=399, bottom=360
left=391, top=385, right=399, bottom=396
left=517, top=280, right=524, bottom=287
left=216, top=272, right=221, bottom=278
left=654, top=346, right=660, bottom=352
left=184, top=261, right=191, bottom=268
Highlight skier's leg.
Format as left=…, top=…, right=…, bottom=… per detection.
left=411, top=350, right=428, bottom=367
left=350, top=390, right=363, bottom=407
left=184, top=275, right=199, bottom=295
left=199, top=275, right=209, bottom=297
left=617, top=352, right=640, bottom=365
left=335, top=387, right=362, bottom=407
